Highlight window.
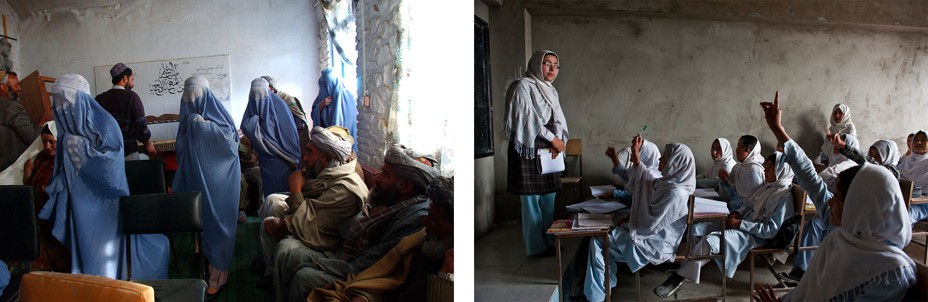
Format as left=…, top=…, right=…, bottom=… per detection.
left=395, top=0, right=454, bottom=176
left=323, top=0, right=358, bottom=94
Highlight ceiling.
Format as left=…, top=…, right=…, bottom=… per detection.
left=7, top=0, right=125, bottom=17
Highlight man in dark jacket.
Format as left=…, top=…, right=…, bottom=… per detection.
left=95, top=63, right=156, bottom=160
left=0, top=71, right=41, bottom=170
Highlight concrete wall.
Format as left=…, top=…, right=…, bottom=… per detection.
left=486, top=1, right=928, bottom=225
left=18, top=0, right=319, bottom=127
left=534, top=16, right=928, bottom=186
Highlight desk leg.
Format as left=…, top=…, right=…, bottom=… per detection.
left=557, top=237, right=563, bottom=302
left=604, top=233, right=610, bottom=301
left=721, top=218, right=727, bottom=302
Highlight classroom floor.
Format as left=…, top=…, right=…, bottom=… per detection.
left=475, top=224, right=928, bottom=302
left=170, top=216, right=272, bottom=302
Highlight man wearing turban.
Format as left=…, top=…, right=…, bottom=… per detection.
left=308, top=177, right=454, bottom=302
left=274, top=144, right=438, bottom=302
left=257, top=126, right=369, bottom=289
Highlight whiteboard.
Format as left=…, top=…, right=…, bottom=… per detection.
left=93, top=55, right=232, bottom=140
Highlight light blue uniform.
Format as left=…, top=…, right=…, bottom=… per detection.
left=582, top=143, right=693, bottom=302
left=679, top=193, right=793, bottom=281
left=782, top=139, right=837, bottom=271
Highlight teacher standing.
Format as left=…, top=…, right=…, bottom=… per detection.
left=505, top=50, right=568, bottom=257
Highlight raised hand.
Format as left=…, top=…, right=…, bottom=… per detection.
left=605, top=146, right=619, bottom=165
left=759, top=91, right=782, bottom=130
left=829, top=133, right=846, bottom=150
left=760, top=91, right=791, bottom=145
left=629, top=135, right=644, bottom=165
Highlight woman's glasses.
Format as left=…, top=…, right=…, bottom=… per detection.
left=543, top=61, right=560, bottom=70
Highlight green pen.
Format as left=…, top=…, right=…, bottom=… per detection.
left=638, top=124, right=648, bottom=136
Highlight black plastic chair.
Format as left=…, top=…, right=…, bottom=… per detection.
left=121, top=192, right=206, bottom=302
left=125, top=159, right=167, bottom=195
left=0, top=185, right=37, bottom=302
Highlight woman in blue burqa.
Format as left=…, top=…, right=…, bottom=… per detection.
left=172, top=76, right=241, bottom=295
left=39, top=74, right=168, bottom=279
left=241, top=77, right=301, bottom=200
left=311, top=69, right=358, bottom=152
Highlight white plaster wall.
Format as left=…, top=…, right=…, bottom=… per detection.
left=531, top=15, right=928, bottom=186
left=475, top=0, right=494, bottom=236
left=18, top=0, right=319, bottom=128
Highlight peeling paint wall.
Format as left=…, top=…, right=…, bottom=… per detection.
left=355, top=0, right=403, bottom=168
left=533, top=16, right=928, bottom=188
left=18, top=0, right=319, bottom=128
left=487, top=2, right=928, bottom=225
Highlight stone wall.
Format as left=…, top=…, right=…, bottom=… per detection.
left=355, top=0, right=403, bottom=168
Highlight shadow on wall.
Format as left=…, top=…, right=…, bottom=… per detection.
left=794, top=110, right=826, bottom=157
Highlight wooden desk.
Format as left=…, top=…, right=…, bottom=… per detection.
left=548, top=221, right=611, bottom=302
left=913, top=196, right=928, bottom=205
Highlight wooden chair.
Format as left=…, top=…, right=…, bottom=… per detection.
left=634, top=195, right=728, bottom=301
left=561, top=139, right=584, bottom=202
left=555, top=139, right=584, bottom=219
left=748, top=184, right=810, bottom=301
left=19, top=70, right=55, bottom=126
left=901, top=180, right=928, bottom=263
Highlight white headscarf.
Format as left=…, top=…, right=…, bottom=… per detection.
left=746, top=152, right=794, bottom=221
left=0, top=121, right=57, bottom=185
left=628, top=143, right=695, bottom=263
left=829, top=103, right=855, bottom=136
left=730, top=137, right=764, bottom=190
left=790, top=164, right=914, bottom=301
left=871, top=139, right=901, bottom=166
left=504, top=50, right=568, bottom=159
left=820, top=134, right=863, bottom=190
left=707, top=138, right=736, bottom=180
left=898, top=132, right=928, bottom=188
left=639, top=139, right=661, bottom=170
left=820, top=104, right=857, bottom=161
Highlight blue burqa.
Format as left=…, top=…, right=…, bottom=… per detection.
left=39, top=74, right=168, bottom=280
left=0, top=260, right=8, bottom=295
left=172, top=76, right=241, bottom=271
left=241, top=78, right=301, bottom=197
left=311, top=69, right=358, bottom=152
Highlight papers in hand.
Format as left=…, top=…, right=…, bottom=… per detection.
left=589, top=185, right=616, bottom=197
left=694, top=188, right=720, bottom=199
left=566, top=198, right=627, bottom=214
left=573, top=213, right=613, bottom=230
left=693, top=197, right=730, bottom=214
left=538, top=148, right=565, bottom=174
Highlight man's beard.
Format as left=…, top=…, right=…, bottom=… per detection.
left=8, top=90, right=18, bottom=101
left=304, top=158, right=326, bottom=179
left=421, top=235, right=452, bottom=259
left=125, top=83, right=134, bottom=91
left=368, top=184, right=402, bottom=206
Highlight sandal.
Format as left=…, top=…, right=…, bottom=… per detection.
left=207, top=285, right=223, bottom=298
left=238, top=210, right=247, bottom=223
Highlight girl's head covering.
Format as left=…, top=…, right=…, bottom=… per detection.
left=708, top=138, right=736, bottom=179
left=746, top=152, right=794, bottom=220
left=871, top=139, right=901, bottom=166
left=790, top=164, right=914, bottom=301
left=504, top=50, right=568, bottom=158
